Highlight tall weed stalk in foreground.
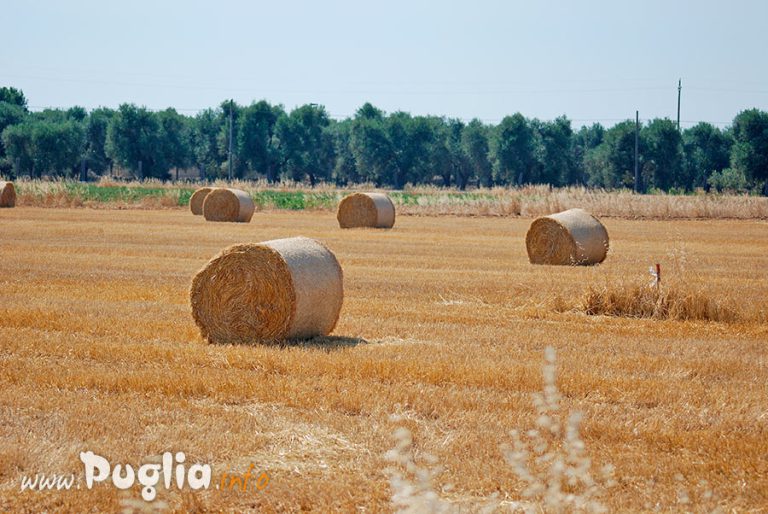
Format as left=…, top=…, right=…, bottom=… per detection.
left=385, top=347, right=614, bottom=513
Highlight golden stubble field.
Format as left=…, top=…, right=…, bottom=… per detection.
left=0, top=207, right=766, bottom=512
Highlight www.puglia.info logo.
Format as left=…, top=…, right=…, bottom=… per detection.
left=20, top=451, right=269, bottom=501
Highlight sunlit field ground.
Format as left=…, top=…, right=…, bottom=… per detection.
left=0, top=207, right=766, bottom=512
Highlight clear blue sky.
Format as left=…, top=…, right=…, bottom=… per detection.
left=2, top=0, right=767, bottom=127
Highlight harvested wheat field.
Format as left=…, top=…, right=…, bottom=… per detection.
left=0, top=207, right=766, bottom=512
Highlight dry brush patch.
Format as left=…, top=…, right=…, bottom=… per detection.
left=0, top=208, right=766, bottom=512
left=7, top=178, right=768, bottom=219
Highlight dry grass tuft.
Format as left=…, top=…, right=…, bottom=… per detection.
left=502, top=347, right=614, bottom=513
left=386, top=347, right=613, bottom=513
left=582, top=282, right=740, bottom=322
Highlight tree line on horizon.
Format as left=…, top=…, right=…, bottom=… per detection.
left=1, top=86, right=767, bottom=194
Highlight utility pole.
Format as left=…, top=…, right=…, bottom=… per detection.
left=227, top=100, right=234, bottom=182
left=634, top=110, right=640, bottom=193
left=677, top=79, right=681, bottom=131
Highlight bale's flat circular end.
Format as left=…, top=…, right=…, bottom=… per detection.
left=526, top=217, right=576, bottom=265
left=190, top=243, right=295, bottom=344
left=337, top=192, right=395, bottom=228
left=189, top=187, right=212, bottom=215
left=0, top=181, right=16, bottom=208
left=203, top=188, right=255, bottom=222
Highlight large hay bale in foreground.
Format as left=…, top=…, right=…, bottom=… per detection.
left=202, top=188, right=255, bottom=222
left=189, top=187, right=212, bottom=215
left=526, top=208, right=609, bottom=265
left=0, top=181, right=16, bottom=208
left=337, top=192, right=395, bottom=228
left=190, top=236, right=344, bottom=344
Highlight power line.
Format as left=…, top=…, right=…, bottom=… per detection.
left=24, top=105, right=734, bottom=127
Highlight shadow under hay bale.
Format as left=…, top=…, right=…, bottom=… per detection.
left=337, top=192, right=396, bottom=228
left=202, top=188, right=255, bottom=222
left=189, top=187, right=212, bottom=215
left=287, top=335, right=369, bottom=351
left=0, top=181, right=16, bottom=208
left=526, top=208, right=608, bottom=265
left=190, top=236, right=344, bottom=345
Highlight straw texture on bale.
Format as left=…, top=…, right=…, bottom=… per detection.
left=526, top=208, right=609, bottom=265
left=189, top=187, right=213, bottom=215
left=0, top=181, right=16, bottom=208
left=202, top=188, right=255, bottom=222
left=190, top=236, right=344, bottom=344
left=337, top=192, right=395, bottom=228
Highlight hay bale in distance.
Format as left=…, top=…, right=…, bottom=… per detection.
left=190, top=236, right=344, bottom=344
left=0, top=181, right=16, bottom=208
left=202, top=188, right=255, bottom=222
left=337, top=192, right=395, bottom=228
left=526, top=208, right=609, bottom=265
left=189, top=187, right=212, bottom=215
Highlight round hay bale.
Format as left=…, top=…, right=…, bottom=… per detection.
left=190, top=236, right=344, bottom=344
left=189, top=187, right=212, bottom=215
left=526, top=208, right=609, bottom=265
left=0, top=181, right=16, bottom=208
left=337, top=192, right=395, bottom=228
left=202, top=188, right=255, bottom=223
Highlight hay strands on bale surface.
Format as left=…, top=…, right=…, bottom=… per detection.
left=190, top=236, right=344, bottom=345
left=0, top=181, right=16, bottom=208
left=526, top=208, right=609, bottom=265
left=337, top=192, right=395, bottom=228
left=189, top=187, right=213, bottom=215
left=202, top=188, right=255, bottom=222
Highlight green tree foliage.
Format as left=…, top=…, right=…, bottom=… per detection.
left=85, top=108, right=115, bottom=175
left=276, top=104, right=333, bottom=186
left=730, top=108, right=768, bottom=184
left=190, top=108, right=223, bottom=179
left=32, top=120, right=85, bottom=176
left=1, top=122, right=34, bottom=175
left=385, top=112, right=433, bottom=188
left=572, top=123, right=604, bottom=185
left=106, top=104, right=167, bottom=179
left=237, top=100, right=285, bottom=182
left=350, top=103, right=393, bottom=186
left=329, top=119, right=359, bottom=185
left=533, top=116, right=575, bottom=186
left=157, top=108, right=191, bottom=180
left=0, top=85, right=765, bottom=192
left=585, top=120, right=638, bottom=189
left=2, top=119, right=84, bottom=177
left=493, top=113, right=535, bottom=184
left=445, top=118, right=473, bottom=189
left=0, top=102, right=27, bottom=171
left=682, top=122, right=732, bottom=189
left=0, top=86, right=28, bottom=111
left=217, top=100, right=246, bottom=178
left=461, top=119, right=492, bottom=187
left=641, top=118, right=683, bottom=190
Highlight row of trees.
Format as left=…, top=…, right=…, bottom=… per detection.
left=1, top=87, right=767, bottom=193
